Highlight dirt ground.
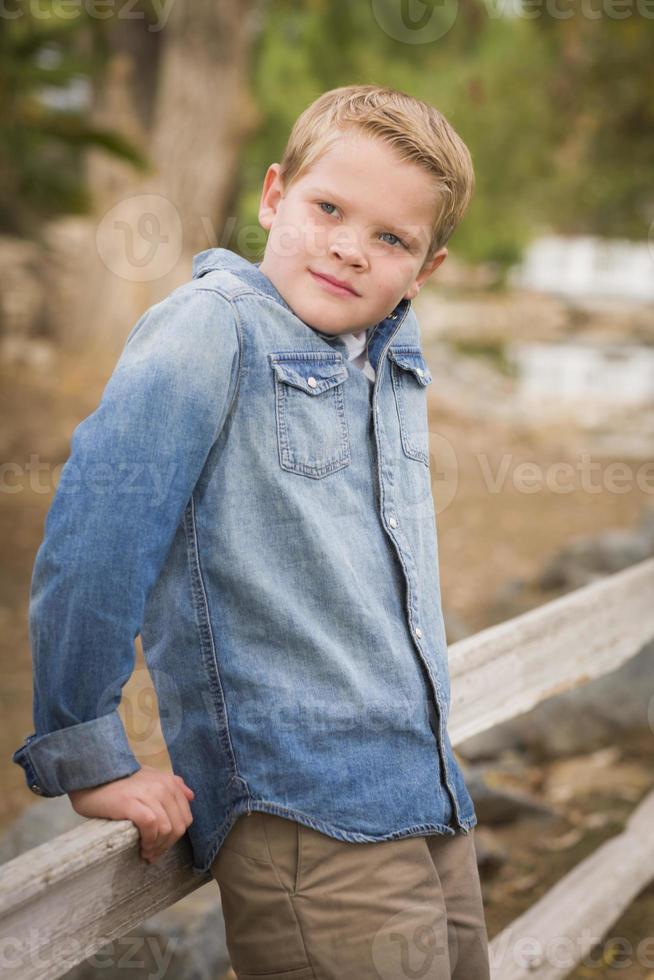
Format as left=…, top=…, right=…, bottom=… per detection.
left=2, top=338, right=653, bottom=978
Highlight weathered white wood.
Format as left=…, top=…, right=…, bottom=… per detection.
left=489, top=787, right=654, bottom=979
left=1, top=558, right=653, bottom=979
left=448, top=556, right=654, bottom=745
left=0, top=818, right=211, bottom=980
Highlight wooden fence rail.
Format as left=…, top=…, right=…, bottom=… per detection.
left=2, top=556, right=653, bottom=979
left=489, top=786, right=654, bottom=979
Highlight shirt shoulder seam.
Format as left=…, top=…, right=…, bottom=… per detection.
left=191, top=285, right=244, bottom=420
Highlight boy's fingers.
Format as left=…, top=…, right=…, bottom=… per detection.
left=175, top=784, right=194, bottom=826
left=174, top=774, right=195, bottom=798
left=136, top=798, right=172, bottom=852
left=125, top=799, right=162, bottom=851
left=124, top=779, right=193, bottom=862
left=143, top=792, right=187, bottom=858
left=168, top=776, right=194, bottom=823
left=164, top=787, right=192, bottom=840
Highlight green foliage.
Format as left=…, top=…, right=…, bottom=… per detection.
left=531, top=11, right=654, bottom=238
left=0, top=2, right=148, bottom=237
left=233, top=0, right=653, bottom=267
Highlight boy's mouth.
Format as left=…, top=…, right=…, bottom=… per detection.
left=309, top=269, right=360, bottom=297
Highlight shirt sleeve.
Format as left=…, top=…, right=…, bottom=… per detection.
left=11, top=284, right=242, bottom=797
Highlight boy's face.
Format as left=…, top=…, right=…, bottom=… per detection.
left=258, top=131, right=448, bottom=336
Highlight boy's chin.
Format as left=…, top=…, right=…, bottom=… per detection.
left=305, top=320, right=370, bottom=337
left=296, top=304, right=376, bottom=336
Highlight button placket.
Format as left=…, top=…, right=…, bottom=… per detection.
left=371, top=304, right=466, bottom=826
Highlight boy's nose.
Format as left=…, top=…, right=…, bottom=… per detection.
left=329, top=234, right=367, bottom=266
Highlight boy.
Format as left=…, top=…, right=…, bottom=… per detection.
left=12, top=84, right=490, bottom=978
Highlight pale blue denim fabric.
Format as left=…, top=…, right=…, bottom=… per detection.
left=12, top=247, right=477, bottom=875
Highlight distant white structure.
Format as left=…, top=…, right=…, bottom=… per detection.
left=509, top=235, right=654, bottom=303
left=507, top=342, right=654, bottom=416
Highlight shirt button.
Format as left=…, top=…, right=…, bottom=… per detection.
left=415, top=627, right=423, bottom=639
left=416, top=367, right=424, bottom=377
left=389, top=516, right=398, bottom=528
left=307, top=377, right=317, bottom=388
left=31, top=783, right=43, bottom=795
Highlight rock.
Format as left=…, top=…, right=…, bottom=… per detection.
left=0, top=335, right=55, bottom=370
left=471, top=827, right=510, bottom=875
left=0, top=796, right=85, bottom=864
left=537, top=508, right=654, bottom=591
left=0, top=236, right=47, bottom=340
left=461, top=764, right=560, bottom=825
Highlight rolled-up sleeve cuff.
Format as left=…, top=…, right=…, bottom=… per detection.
left=12, top=711, right=141, bottom=797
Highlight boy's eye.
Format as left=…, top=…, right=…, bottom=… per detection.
left=318, top=202, right=337, bottom=216
left=379, top=231, right=406, bottom=248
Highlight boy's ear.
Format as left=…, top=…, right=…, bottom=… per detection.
left=403, top=247, right=448, bottom=301
left=259, top=163, right=284, bottom=230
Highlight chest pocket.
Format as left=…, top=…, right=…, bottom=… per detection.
left=269, top=352, right=350, bottom=478
left=387, top=346, right=433, bottom=466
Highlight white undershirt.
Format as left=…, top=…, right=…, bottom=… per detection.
left=339, top=328, right=376, bottom=382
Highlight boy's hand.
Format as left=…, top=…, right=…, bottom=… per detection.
left=68, top=764, right=195, bottom=864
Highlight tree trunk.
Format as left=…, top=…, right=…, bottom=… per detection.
left=58, top=0, right=263, bottom=352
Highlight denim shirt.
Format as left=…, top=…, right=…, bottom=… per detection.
left=12, top=247, right=477, bottom=876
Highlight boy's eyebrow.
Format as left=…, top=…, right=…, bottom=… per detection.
left=306, top=186, right=424, bottom=245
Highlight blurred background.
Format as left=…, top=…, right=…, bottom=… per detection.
left=1, top=0, right=653, bottom=976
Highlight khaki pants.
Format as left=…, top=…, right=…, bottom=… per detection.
left=209, top=811, right=491, bottom=980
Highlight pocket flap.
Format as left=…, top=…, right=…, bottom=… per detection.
left=270, top=354, right=348, bottom=395
left=387, top=347, right=433, bottom=386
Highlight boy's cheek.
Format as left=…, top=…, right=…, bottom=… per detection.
left=302, top=223, right=331, bottom=257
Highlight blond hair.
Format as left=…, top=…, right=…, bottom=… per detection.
left=278, top=84, right=475, bottom=261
